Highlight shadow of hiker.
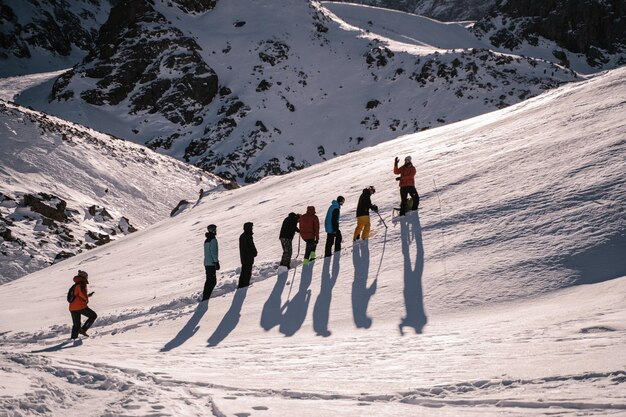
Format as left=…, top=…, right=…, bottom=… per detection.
left=279, top=263, right=313, bottom=336
left=260, top=270, right=289, bottom=331
left=399, top=213, right=427, bottom=335
left=160, top=301, right=208, bottom=352
left=31, top=339, right=83, bottom=352
left=313, top=254, right=341, bottom=337
left=352, top=241, right=377, bottom=328
left=207, top=288, right=248, bottom=347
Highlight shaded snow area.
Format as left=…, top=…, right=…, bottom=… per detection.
left=1, top=67, right=625, bottom=416
left=0, top=100, right=226, bottom=283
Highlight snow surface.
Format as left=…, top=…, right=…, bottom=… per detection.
left=0, top=63, right=625, bottom=415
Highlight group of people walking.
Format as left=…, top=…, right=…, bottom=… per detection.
left=67, top=156, right=420, bottom=339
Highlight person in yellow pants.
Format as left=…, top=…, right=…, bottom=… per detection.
left=353, top=186, right=378, bottom=241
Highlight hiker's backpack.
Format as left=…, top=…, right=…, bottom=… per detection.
left=67, top=283, right=77, bottom=303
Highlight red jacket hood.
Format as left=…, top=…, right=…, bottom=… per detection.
left=306, top=206, right=316, bottom=214
left=73, top=276, right=89, bottom=285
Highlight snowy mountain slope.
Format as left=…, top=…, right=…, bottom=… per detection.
left=16, top=0, right=577, bottom=183
left=0, top=99, right=228, bottom=283
left=331, top=0, right=496, bottom=21
left=324, top=1, right=626, bottom=74
left=0, top=0, right=112, bottom=77
left=0, top=65, right=625, bottom=415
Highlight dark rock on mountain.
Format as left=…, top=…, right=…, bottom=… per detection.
left=0, top=0, right=111, bottom=76
left=24, top=193, right=68, bottom=222
left=473, top=0, right=626, bottom=69
left=51, top=0, right=219, bottom=126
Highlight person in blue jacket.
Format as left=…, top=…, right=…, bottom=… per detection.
left=202, top=224, right=220, bottom=301
left=324, top=196, right=345, bottom=257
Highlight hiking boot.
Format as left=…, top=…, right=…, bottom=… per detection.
left=78, top=329, right=90, bottom=337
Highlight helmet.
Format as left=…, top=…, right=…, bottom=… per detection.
left=207, top=224, right=217, bottom=233
left=368, top=186, right=376, bottom=194
left=337, top=196, right=345, bottom=205
left=404, top=155, right=412, bottom=163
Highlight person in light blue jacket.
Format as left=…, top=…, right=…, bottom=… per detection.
left=202, top=224, right=220, bottom=301
left=324, top=196, right=344, bottom=257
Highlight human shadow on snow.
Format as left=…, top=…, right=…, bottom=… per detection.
left=260, top=270, right=289, bottom=331
left=399, top=212, right=427, bottom=335
left=352, top=241, right=377, bottom=329
left=207, top=287, right=248, bottom=347
left=313, top=254, right=341, bottom=337
left=31, top=339, right=83, bottom=352
left=160, top=300, right=208, bottom=352
left=279, top=263, right=314, bottom=336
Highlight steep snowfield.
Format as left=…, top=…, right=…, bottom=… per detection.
left=0, top=99, right=226, bottom=282
left=0, top=67, right=625, bottom=415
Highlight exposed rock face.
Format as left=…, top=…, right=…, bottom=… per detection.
left=0, top=0, right=111, bottom=76
left=0, top=190, right=138, bottom=282
left=51, top=0, right=219, bottom=126
left=331, top=0, right=496, bottom=21
left=473, top=0, right=626, bottom=69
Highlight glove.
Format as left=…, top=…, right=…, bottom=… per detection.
left=395, top=177, right=401, bottom=181
left=215, top=262, right=220, bottom=270
left=394, top=157, right=399, bottom=164
left=315, top=240, right=319, bottom=244
left=372, top=205, right=378, bottom=213
left=88, top=291, right=94, bottom=297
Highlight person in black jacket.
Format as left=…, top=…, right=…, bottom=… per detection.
left=353, top=186, right=378, bottom=241
left=279, top=212, right=300, bottom=268
left=238, top=222, right=258, bottom=288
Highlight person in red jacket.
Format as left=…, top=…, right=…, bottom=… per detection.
left=299, top=206, right=320, bottom=265
left=69, top=270, right=97, bottom=339
left=394, top=155, right=420, bottom=216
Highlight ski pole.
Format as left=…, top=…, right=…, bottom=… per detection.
left=376, top=210, right=388, bottom=229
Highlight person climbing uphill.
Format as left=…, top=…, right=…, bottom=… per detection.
left=68, top=270, right=97, bottom=339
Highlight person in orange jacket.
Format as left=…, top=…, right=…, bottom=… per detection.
left=68, top=270, right=97, bottom=339
left=299, top=206, right=320, bottom=265
left=394, top=155, right=420, bottom=216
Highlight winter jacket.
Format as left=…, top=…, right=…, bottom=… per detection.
left=299, top=206, right=320, bottom=241
left=204, top=232, right=219, bottom=266
left=394, top=161, right=416, bottom=187
left=69, top=275, right=89, bottom=311
left=279, top=212, right=300, bottom=239
left=324, top=200, right=341, bottom=234
left=239, top=222, right=258, bottom=264
left=356, top=189, right=376, bottom=217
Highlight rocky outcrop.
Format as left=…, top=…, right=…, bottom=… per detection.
left=473, top=0, right=626, bottom=69
left=0, top=0, right=111, bottom=76
left=51, top=0, right=219, bottom=126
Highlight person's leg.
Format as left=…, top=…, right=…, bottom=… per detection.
left=324, top=233, right=335, bottom=257
left=280, top=238, right=291, bottom=266
left=70, top=311, right=81, bottom=339
left=80, top=308, right=98, bottom=332
left=353, top=216, right=366, bottom=240
left=409, top=186, right=420, bottom=210
left=362, top=216, right=372, bottom=239
left=203, top=266, right=217, bottom=300
left=239, top=262, right=253, bottom=287
left=399, top=187, right=409, bottom=215
left=335, top=230, right=342, bottom=252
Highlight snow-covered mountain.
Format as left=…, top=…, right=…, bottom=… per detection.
left=0, top=0, right=112, bottom=77
left=14, top=0, right=579, bottom=183
left=0, top=63, right=624, bottom=415
left=0, top=99, right=228, bottom=283
left=332, top=0, right=496, bottom=21
left=472, top=0, right=626, bottom=74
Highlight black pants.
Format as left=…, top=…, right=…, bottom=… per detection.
left=280, top=238, right=293, bottom=267
left=70, top=307, right=97, bottom=339
left=239, top=261, right=253, bottom=288
left=203, top=266, right=217, bottom=300
left=324, top=230, right=342, bottom=257
left=400, top=186, right=420, bottom=215
left=304, top=239, right=318, bottom=261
